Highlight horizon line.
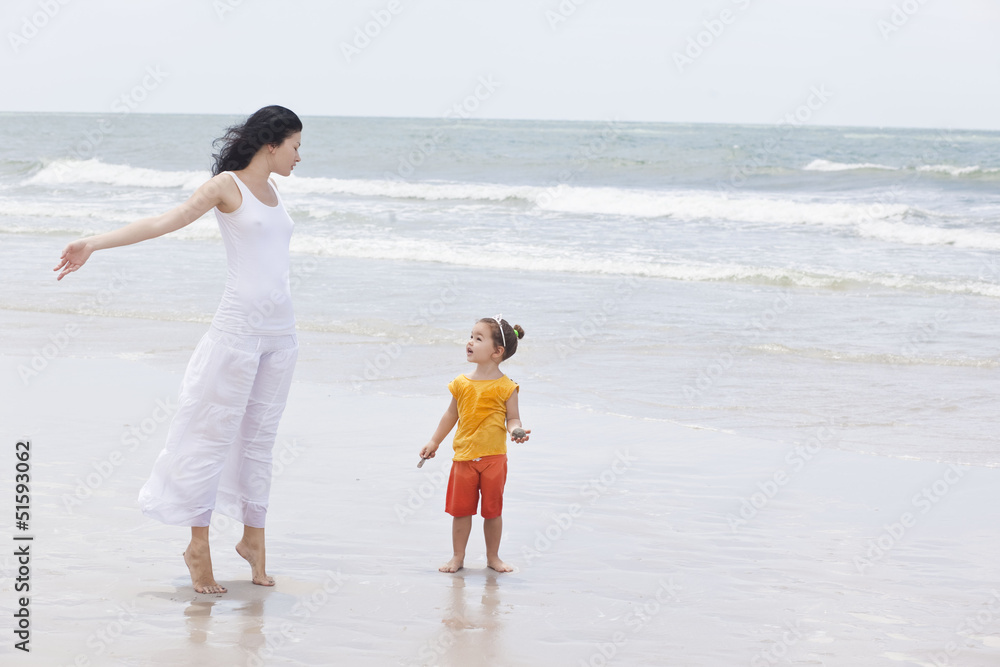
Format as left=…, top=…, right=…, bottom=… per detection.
left=0, top=109, right=997, bottom=135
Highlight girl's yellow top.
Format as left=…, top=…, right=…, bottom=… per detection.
left=448, top=374, right=519, bottom=461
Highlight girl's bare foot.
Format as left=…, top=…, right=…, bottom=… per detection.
left=236, top=534, right=275, bottom=587
left=439, top=556, right=464, bottom=573
left=183, top=541, right=227, bottom=594
left=487, top=557, right=514, bottom=573
left=483, top=517, right=511, bottom=573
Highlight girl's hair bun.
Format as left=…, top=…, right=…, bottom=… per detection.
left=513, top=324, right=525, bottom=340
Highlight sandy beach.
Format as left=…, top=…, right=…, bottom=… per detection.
left=3, top=0, right=999, bottom=661
left=1, top=311, right=998, bottom=666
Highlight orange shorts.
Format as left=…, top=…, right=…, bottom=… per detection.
left=445, top=454, right=507, bottom=519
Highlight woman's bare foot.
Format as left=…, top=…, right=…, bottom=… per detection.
left=487, top=557, right=514, bottom=573
left=236, top=531, right=275, bottom=587
left=439, top=555, right=464, bottom=573
left=183, top=540, right=227, bottom=594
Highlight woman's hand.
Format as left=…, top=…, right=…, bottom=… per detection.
left=54, top=239, right=94, bottom=280
left=53, top=175, right=234, bottom=282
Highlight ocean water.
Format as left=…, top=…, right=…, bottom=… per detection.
left=2, top=112, right=998, bottom=465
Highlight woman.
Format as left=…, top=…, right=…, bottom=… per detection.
left=55, top=105, right=303, bottom=594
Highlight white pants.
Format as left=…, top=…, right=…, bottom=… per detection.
left=138, top=327, right=298, bottom=528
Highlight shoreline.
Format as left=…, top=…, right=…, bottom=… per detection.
left=2, top=306, right=996, bottom=471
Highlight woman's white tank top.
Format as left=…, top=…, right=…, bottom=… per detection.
left=210, top=171, right=296, bottom=335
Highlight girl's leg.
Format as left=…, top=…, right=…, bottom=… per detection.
left=184, top=526, right=227, bottom=594
left=440, top=515, right=473, bottom=572
left=484, top=517, right=513, bottom=572
left=236, top=525, right=274, bottom=586
left=480, top=456, right=512, bottom=572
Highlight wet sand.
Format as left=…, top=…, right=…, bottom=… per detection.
left=1, top=312, right=999, bottom=666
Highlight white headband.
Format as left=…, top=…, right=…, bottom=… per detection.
left=492, top=314, right=506, bottom=348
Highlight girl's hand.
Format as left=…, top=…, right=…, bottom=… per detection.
left=511, top=428, right=530, bottom=444
left=419, top=443, right=438, bottom=459
left=54, top=239, right=93, bottom=281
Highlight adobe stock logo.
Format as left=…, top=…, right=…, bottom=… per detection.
left=672, top=0, right=755, bottom=73
left=340, top=1, right=405, bottom=63
left=8, top=0, right=72, bottom=54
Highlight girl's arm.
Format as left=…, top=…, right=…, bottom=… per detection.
left=505, top=391, right=530, bottom=443
left=419, top=397, right=459, bottom=459
left=54, top=174, right=238, bottom=280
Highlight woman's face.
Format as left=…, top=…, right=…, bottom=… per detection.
left=268, top=132, right=301, bottom=177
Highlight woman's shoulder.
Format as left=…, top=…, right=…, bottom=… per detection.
left=208, top=172, right=243, bottom=214
left=210, top=170, right=238, bottom=186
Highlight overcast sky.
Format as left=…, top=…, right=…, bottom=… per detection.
left=2, top=0, right=998, bottom=130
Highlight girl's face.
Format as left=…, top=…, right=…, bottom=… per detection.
left=467, top=321, right=502, bottom=364
left=268, top=132, right=301, bottom=177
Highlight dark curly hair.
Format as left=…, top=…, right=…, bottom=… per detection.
left=211, top=105, right=302, bottom=175
left=478, top=317, right=525, bottom=361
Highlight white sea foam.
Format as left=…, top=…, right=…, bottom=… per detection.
left=804, top=159, right=999, bottom=177
left=916, top=164, right=999, bottom=177
left=857, top=220, right=1000, bottom=250
left=281, top=175, right=916, bottom=227
left=803, top=159, right=897, bottom=172
left=0, top=196, right=217, bottom=234
left=277, top=173, right=539, bottom=202
left=25, top=158, right=208, bottom=189
left=533, top=184, right=914, bottom=226
left=21, top=160, right=915, bottom=228
left=0, top=198, right=139, bottom=224
left=13, top=160, right=1000, bottom=254
left=290, top=233, right=1000, bottom=297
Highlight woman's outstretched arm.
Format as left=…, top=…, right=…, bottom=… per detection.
left=54, top=174, right=236, bottom=280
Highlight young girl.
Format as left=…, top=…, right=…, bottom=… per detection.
left=54, top=106, right=302, bottom=594
left=419, top=315, right=530, bottom=573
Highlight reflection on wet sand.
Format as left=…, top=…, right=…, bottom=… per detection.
left=438, top=571, right=505, bottom=667
left=183, top=595, right=266, bottom=649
